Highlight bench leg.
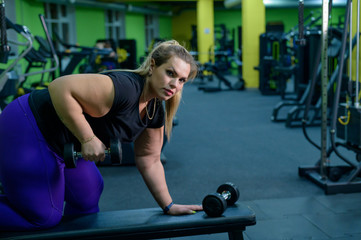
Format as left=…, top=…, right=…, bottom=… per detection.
left=228, top=230, right=244, bottom=240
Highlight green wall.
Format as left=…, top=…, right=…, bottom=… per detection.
left=15, top=1, right=107, bottom=46
left=15, top=0, right=44, bottom=37
left=214, top=9, right=242, bottom=52
left=12, top=0, right=46, bottom=84
left=125, top=13, right=145, bottom=66
left=266, top=7, right=346, bottom=33
left=75, top=7, right=106, bottom=46
left=159, top=15, right=173, bottom=40
left=266, top=8, right=298, bottom=32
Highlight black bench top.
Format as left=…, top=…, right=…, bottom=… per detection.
left=0, top=203, right=256, bottom=240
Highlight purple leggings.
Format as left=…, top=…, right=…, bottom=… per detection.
left=0, top=95, right=104, bottom=231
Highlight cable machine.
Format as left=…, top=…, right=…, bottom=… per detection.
left=299, top=0, right=361, bottom=194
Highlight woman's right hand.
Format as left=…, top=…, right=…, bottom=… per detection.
left=81, top=136, right=106, bottom=163
left=167, top=204, right=203, bottom=215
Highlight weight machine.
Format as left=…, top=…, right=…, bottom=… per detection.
left=299, top=0, right=361, bottom=194
left=53, top=31, right=113, bottom=76
left=284, top=30, right=353, bottom=128
left=255, top=11, right=322, bottom=98
left=270, top=6, right=346, bottom=126
left=198, top=59, right=245, bottom=92
left=0, top=5, right=58, bottom=112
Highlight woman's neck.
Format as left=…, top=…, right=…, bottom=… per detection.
left=142, top=80, right=155, bottom=103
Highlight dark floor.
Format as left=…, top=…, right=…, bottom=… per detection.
left=97, top=76, right=361, bottom=240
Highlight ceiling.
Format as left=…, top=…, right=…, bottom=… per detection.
left=95, top=0, right=348, bottom=8
left=36, top=0, right=348, bottom=16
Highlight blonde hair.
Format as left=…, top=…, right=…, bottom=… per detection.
left=130, top=40, right=198, bottom=139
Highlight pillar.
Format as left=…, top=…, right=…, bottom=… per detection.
left=197, top=0, right=214, bottom=64
left=241, top=0, right=265, bottom=88
left=352, top=0, right=360, bottom=83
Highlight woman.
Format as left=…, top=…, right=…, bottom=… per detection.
left=0, top=40, right=202, bottom=231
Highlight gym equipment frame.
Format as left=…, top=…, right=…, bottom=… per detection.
left=299, top=0, right=361, bottom=195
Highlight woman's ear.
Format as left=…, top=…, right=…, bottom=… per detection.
left=149, top=58, right=155, bottom=75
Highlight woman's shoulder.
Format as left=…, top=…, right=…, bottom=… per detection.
left=102, top=71, right=142, bottom=83
left=102, top=71, right=144, bottom=112
left=103, top=71, right=144, bottom=93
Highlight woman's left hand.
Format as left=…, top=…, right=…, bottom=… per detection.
left=167, top=204, right=203, bottom=215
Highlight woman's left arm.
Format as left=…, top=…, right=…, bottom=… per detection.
left=134, top=127, right=202, bottom=215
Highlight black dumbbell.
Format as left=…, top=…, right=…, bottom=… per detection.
left=64, top=138, right=121, bottom=168
left=202, top=182, right=239, bottom=217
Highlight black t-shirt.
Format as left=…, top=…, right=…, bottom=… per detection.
left=29, top=71, right=164, bottom=156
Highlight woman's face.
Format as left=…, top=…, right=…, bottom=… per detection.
left=149, top=56, right=190, bottom=101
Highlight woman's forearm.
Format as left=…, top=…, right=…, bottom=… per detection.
left=136, top=156, right=203, bottom=215
left=136, top=157, right=172, bottom=209
left=134, top=130, right=202, bottom=215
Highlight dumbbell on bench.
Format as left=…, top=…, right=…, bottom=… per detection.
left=202, top=182, right=240, bottom=217
left=63, top=138, right=121, bottom=168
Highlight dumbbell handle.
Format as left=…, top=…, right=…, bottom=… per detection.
left=220, top=190, right=231, bottom=200
left=73, top=149, right=110, bottom=158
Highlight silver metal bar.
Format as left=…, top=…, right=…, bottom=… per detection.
left=350, top=0, right=353, bottom=102
left=320, top=0, right=330, bottom=179
left=356, top=0, right=360, bottom=107
left=221, top=191, right=231, bottom=200
left=0, top=31, right=32, bottom=92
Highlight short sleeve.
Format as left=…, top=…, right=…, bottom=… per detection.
left=102, top=71, right=142, bottom=114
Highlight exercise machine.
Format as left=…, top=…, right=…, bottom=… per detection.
left=54, top=32, right=112, bottom=76
left=285, top=29, right=351, bottom=128
left=299, top=0, right=361, bottom=194
left=198, top=60, right=245, bottom=92
left=271, top=27, right=322, bottom=123
left=255, top=10, right=322, bottom=98
left=272, top=27, right=348, bottom=127
left=0, top=14, right=58, bottom=111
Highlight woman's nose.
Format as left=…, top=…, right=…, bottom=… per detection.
left=169, top=78, right=178, bottom=88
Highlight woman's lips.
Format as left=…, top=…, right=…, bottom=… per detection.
left=164, top=89, right=174, bottom=96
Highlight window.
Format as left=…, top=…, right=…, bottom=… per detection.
left=145, top=15, right=159, bottom=49
left=4, top=0, right=17, bottom=53
left=105, top=9, right=125, bottom=42
left=44, top=3, right=76, bottom=51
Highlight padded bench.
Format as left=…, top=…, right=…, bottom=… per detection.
left=0, top=203, right=256, bottom=240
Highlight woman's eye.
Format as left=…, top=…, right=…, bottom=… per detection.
left=166, top=70, right=174, bottom=77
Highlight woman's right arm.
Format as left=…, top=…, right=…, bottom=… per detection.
left=48, top=73, right=115, bottom=161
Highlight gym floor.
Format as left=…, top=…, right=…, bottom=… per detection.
left=98, top=75, right=361, bottom=240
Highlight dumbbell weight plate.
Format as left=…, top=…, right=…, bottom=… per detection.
left=217, top=182, right=239, bottom=206
left=64, top=143, right=76, bottom=168
left=202, top=193, right=227, bottom=217
left=233, top=79, right=245, bottom=90
left=110, top=139, right=122, bottom=164
left=328, top=167, right=343, bottom=182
